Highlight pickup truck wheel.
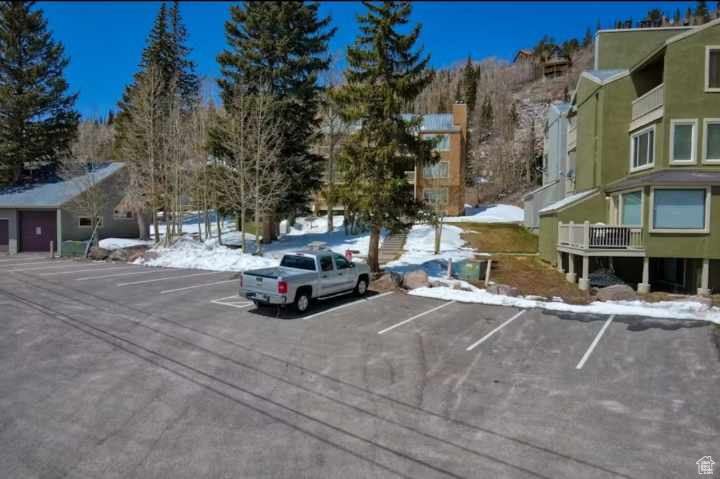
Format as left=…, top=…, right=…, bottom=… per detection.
left=355, top=277, right=368, bottom=296
left=294, top=291, right=311, bottom=313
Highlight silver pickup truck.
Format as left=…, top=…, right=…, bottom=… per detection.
left=239, top=250, right=371, bottom=313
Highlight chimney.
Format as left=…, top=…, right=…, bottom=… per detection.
left=453, top=101, right=467, bottom=134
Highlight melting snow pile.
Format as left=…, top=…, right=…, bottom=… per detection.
left=136, top=237, right=278, bottom=272
left=445, top=204, right=524, bottom=223
left=409, top=279, right=720, bottom=323
left=98, top=238, right=154, bottom=250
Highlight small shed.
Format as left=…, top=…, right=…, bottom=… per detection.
left=0, top=162, right=147, bottom=256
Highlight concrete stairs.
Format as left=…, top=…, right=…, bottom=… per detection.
left=379, top=232, right=408, bottom=264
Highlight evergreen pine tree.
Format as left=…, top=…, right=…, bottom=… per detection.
left=696, top=0, right=710, bottom=22
left=217, top=1, right=335, bottom=223
left=582, top=27, right=593, bottom=47
left=333, top=1, right=435, bottom=272
left=0, top=1, right=78, bottom=184
left=674, top=8, right=681, bottom=25
left=462, top=56, right=478, bottom=113
left=168, top=0, right=199, bottom=105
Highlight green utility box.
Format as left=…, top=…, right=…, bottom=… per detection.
left=451, top=259, right=486, bottom=281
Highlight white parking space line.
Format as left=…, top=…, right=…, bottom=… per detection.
left=465, top=310, right=525, bottom=351
left=160, top=279, right=236, bottom=295
left=302, top=291, right=394, bottom=320
left=576, top=315, right=615, bottom=370
left=37, top=266, right=135, bottom=277
left=7, top=262, right=99, bottom=273
left=76, top=269, right=161, bottom=281
left=210, top=295, right=254, bottom=310
left=0, top=257, right=55, bottom=265
left=378, top=300, right=455, bottom=335
left=117, top=271, right=224, bottom=287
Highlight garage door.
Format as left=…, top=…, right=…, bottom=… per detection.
left=19, top=211, right=56, bottom=252
left=0, top=219, right=8, bottom=253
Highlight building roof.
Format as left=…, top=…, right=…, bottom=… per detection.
left=0, top=162, right=124, bottom=208
left=605, top=170, right=720, bottom=193
left=401, top=113, right=459, bottom=132
left=539, top=188, right=599, bottom=215
left=582, top=69, right=628, bottom=84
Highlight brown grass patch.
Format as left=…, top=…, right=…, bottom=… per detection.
left=459, top=223, right=538, bottom=254
left=470, top=255, right=591, bottom=304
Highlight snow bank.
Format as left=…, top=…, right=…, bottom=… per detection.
left=409, top=280, right=720, bottom=323
left=445, top=204, right=524, bottom=223
left=136, top=237, right=278, bottom=272
left=99, top=238, right=154, bottom=250
left=384, top=223, right=477, bottom=275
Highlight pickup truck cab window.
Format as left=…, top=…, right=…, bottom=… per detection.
left=319, top=255, right=334, bottom=272
left=280, top=255, right=316, bottom=271
left=333, top=253, right=352, bottom=270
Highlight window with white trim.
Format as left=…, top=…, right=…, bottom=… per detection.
left=630, top=126, right=654, bottom=171
left=704, top=119, right=720, bottom=162
left=422, top=161, right=449, bottom=179
left=621, top=191, right=642, bottom=226
left=706, top=46, right=720, bottom=91
left=652, top=188, right=709, bottom=232
left=423, top=188, right=448, bottom=205
left=670, top=120, right=697, bottom=164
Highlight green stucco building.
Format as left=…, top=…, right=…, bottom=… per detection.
left=538, top=20, right=720, bottom=295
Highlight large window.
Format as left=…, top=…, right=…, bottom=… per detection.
left=670, top=120, right=697, bottom=164
left=424, top=134, right=450, bottom=151
left=621, top=191, right=642, bottom=226
left=705, top=46, right=720, bottom=92
left=423, top=188, right=448, bottom=205
left=703, top=119, right=720, bottom=163
left=630, top=126, right=655, bottom=171
left=651, top=188, right=709, bottom=233
left=422, top=161, right=449, bottom=178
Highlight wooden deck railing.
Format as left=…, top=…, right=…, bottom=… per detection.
left=558, top=221, right=644, bottom=250
left=631, top=83, right=664, bottom=121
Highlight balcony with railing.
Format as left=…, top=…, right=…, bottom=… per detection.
left=631, top=83, right=664, bottom=122
left=558, top=221, right=644, bottom=255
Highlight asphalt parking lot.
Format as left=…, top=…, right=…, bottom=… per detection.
left=1, top=255, right=718, bottom=479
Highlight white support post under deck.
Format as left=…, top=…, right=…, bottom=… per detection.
left=698, top=258, right=711, bottom=297
left=566, top=253, right=577, bottom=283
left=638, top=257, right=650, bottom=294
left=578, top=256, right=589, bottom=291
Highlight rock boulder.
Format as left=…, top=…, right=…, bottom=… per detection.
left=486, top=283, right=520, bottom=297
left=596, top=284, right=637, bottom=301
left=403, top=269, right=429, bottom=289
left=88, top=247, right=110, bottom=260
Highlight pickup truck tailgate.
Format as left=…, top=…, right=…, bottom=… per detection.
left=242, top=267, right=287, bottom=294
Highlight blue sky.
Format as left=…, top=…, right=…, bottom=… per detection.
left=39, top=1, right=696, bottom=118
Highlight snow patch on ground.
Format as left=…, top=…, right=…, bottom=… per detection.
left=137, top=215, right=382, bottom=272
left=409, top=279, right=720, bottom=323
left=384, top=223, right=477, bottom=275
left=445, top=204, right=524, bottom=223
left=99, top=238, right=154, bottom=250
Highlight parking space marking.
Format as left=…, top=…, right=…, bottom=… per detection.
left=117, top=271, right=223, bottom=287
left=576, top=315, right=615, bottom=370
left=7, top=262, right=98, bottom=273
left=302, top=291, right=395, bottom=320
left=465, top=310, right=525, bottom=351
left=378, top=300, right=455, bottom=335
left=160, top=279, right=236, bottom=294
left=0, top=257, right=54, bottom=265
left=210, top=295, right=254, bottom=310
left=76, top=269, right=161, bottom=281
left=37, top=266, right=135, bottom=276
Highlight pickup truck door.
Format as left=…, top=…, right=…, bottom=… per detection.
left=318, top=254, right=342, bottom=295
left=332, top=253, right=357, bottom=291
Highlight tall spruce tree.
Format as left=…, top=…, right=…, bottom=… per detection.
left=334, top=1, right=435, bottom=272
left=462, top=56, right=478, bottom=114
left=217, top=1, right=335, bottom=223
left=0, top=1, right=78, bottom=184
